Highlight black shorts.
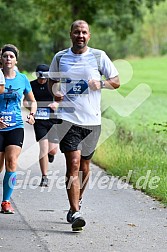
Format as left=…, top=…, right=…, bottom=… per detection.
left=0, top=128, right=24, bottom=152
left=57, top=120, right=101, bottom=160
left=33, top=119, right=62, bottom=142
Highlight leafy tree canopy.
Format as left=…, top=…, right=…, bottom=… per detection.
left=0, top=0, right=165, bottom=70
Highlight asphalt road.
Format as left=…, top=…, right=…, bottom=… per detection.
left=0, top=113, right=167, bottom=252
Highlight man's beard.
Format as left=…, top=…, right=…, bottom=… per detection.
left=74, top=43, right=86, bottom=50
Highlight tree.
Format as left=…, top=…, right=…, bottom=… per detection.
left=0, top=0, right=165, bottom=70
left=34, top=0, right=166, bottom=60
left=142, top=1, right=167, bottom=55
left=0, top=0, right=46, bottom=70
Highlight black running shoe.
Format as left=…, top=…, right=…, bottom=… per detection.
left=48, top=154, right=54, bottom=163
left=67, top=198, right=82, bottom=223
left=39, top=175, right=48, bottom=187
left=67, top=209, right=73, bottom=223
left=71, top=211, right=86, bottom=231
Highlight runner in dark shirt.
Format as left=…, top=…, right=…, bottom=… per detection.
left=24, top=64, right=60, bottom=187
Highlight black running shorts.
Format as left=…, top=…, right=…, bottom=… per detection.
left=33, top=119, right=62, bottom=142
left=0, top=128, right=24, bottom=152
left=57, top=120, right=101, bottom=160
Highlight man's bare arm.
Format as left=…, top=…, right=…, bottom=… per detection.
left=88, top=76, right=120, bottom=91
left=104, top=76, right=120, bottom=89
left=48, top=79, right=64, bottom=101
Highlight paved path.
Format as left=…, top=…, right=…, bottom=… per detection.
left=0, top=113, right=167, bottom=252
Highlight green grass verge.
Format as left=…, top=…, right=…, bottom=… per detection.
left=92, top=56, right=167, bottom=205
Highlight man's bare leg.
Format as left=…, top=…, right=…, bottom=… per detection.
left=79, top=158, right=90, bottom=201
left=65, top=150, right=81, bottom=212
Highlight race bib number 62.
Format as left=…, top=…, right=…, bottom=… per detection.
left=66, top=79, right=89, bottom=96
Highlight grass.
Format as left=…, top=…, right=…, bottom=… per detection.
left=92, top=55, right=167, bottom=205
